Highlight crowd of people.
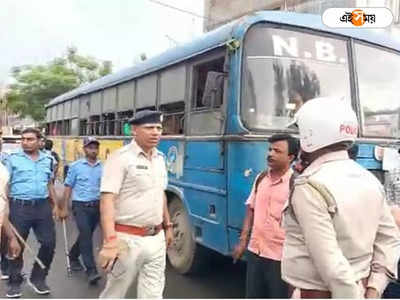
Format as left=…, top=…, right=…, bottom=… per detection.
left=0, top=110, right=173, bottom=299
left=0, top=98, right=399, bottom=299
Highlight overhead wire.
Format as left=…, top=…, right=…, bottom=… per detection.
left=147, top=0, right=221, bottom=22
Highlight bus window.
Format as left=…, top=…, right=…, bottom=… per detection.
left=88, top=115, right=101, bottom=136
left=201, top=71, right=225, bottom=108
left=48, top=123, right=55, bottom=136
left=355, top=43, right=400, bottom=138
left=62, top=120, right=71, bottom=135
left=116, top=110, right=133, bottom=136
left=56, top=121, right=62, bottom=136
left=193, top=57, right=225, bottom=110
left=79, top=119, right=87, bottom=136
left=70, top=118, right=79, bottom=136
left=241, top=25, right=350, bottom=131
left=103, top=112, right=115, bottom=136
left=189, top=55, right=226, bottom=135
left=160, top=101, right=185, bottom=135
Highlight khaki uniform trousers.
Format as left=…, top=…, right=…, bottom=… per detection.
left=100, top=230, right=166, bottom=298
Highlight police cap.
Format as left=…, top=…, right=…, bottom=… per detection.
left=83, top=136, right=100, bottom=147
left=129, top=110, right=163, bottom=125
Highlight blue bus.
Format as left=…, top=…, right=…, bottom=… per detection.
left=45, top=11, right=400, bottom=273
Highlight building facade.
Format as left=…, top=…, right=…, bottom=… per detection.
left=204, top=0, right=400, bottom=35
left=0, top=86, right=37, bottom=133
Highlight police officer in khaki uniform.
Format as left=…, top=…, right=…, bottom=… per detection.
left=0, top=162, right=9, bottom=235
left=282, top=97, right=400, bottom=298
left=98, top=110, right=173, bottom=299
left=0, top=162, right=21, bottom=281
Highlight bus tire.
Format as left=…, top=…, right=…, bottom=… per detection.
left=167, top=197, right=205, bottom=274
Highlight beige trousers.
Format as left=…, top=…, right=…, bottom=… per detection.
left=100, top=230, right=166, bottom=299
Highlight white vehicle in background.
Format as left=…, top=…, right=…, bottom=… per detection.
left=1, top=135, right=21, bottom=154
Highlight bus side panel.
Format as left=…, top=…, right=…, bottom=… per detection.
left=159, top=139, right=229, bottom=254
left=51, top=137, right=69, bottom=179
left=97, top=139, right=124, bottom=160
left=65, top=138, right=83, bottom=162
left=226, top=141, right=267, bottom=251
left=52, top=137, right=125, bottom=179
left=169, top=140, right=228, bottom=255
left=357, top=143, right=382, bottom=170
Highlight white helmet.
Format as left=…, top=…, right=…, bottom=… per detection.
left=294, top=97, right=358, bottom=153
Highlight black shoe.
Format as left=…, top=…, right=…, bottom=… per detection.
left=88, top=271, right=101, bottom=285
left=6, top=284, right=22, bottom=298
left=69, top=257, right=84, bottom=272
left=27, top=278, right=50, bottom=295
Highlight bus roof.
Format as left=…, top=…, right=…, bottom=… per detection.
left=47, top=10, right=400, bottom=108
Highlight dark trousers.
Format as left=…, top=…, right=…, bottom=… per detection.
left=1, top=229, right=8, bottom=274
left=8, top=200, right=56, bottom=284
left=245, top=250, right=289, bottom=298
left=384, top=282, right=400, bottom=298
left=1, top=254, right=8, bottom=274
left=69, top=202, right=100, bottom=272
left=383, top=262, right=400, bottom=298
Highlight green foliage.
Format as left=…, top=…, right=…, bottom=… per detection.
left=6, top=47, right=112, bottom=121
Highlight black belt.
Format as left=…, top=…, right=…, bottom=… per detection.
left=72, top=200, right=99, bottom=207
left=10, top=198, right=48, bottom=206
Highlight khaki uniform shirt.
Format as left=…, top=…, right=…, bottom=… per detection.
left=282, top=150, right=400, bottom=298
left=100, top=140, right=168, bottom=227
left=0, top=162, right=9, bottom=225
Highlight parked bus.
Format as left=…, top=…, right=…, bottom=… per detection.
left=45, top=11, right=400, bottom=274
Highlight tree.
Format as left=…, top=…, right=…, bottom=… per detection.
left=6, top=47, right=112, bottom=121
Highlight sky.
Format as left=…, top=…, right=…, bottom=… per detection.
left=0, top=0, right=205, bottom=85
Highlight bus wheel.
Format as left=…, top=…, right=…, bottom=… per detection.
left=167, top=198, right=204, bottom=274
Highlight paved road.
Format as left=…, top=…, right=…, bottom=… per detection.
left=0, top=183, right=246, bottom=298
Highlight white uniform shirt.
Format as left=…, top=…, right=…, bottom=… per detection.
left=282, top=150, right=400, bottom=298
left=100, top=140, right=168, bottom=227
left=0, top=162, right=9, bottom=224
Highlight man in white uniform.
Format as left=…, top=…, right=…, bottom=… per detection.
left=0, top=162, right=8, bottom=228
left=98, top=110, right=173, bottom=298
left=282, top=97, right=400, bottom=298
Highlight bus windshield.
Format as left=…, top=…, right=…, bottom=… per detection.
left=241, top=25, right=351, bottom=131
left=356, top=43, right=400, bottom=138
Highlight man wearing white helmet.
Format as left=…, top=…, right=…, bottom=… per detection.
left=281, top=97, right=400, bottom=298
